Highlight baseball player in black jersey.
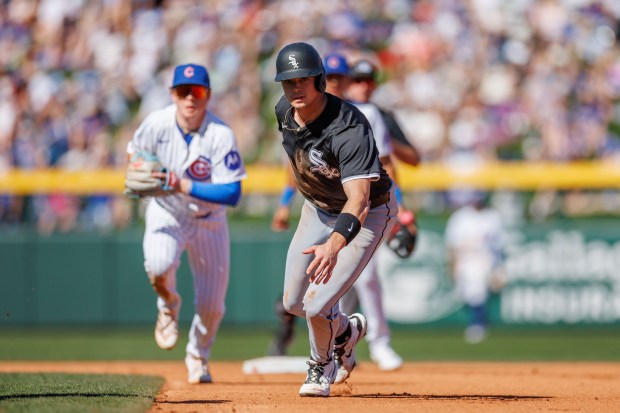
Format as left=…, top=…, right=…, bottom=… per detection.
left=273, top=42, right=398, bottom=397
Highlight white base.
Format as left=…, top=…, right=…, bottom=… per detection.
left=242, top=356, right=308, bottom=374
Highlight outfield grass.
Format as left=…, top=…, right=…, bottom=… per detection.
left=0, top=326, right=618, bottom=361
left=0, top=373, right=162, bottom=413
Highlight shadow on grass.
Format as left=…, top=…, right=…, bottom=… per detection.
left=157, top=400, right=231, bottom=404
left=0, top=393, right=152, bottom=400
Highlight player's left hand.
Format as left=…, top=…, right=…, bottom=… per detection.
left=388, top=208, right=418, bottom=258
left=124, top=152, right=180, bottom=197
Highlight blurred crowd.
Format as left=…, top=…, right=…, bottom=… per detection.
left=1, top=0, right=620, bottom=232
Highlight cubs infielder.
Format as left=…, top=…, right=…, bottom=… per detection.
left=126, top=63, right=247, bottom=384
left=273, top=42, right=398, bottom=397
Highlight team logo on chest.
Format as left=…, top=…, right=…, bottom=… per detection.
left=187, top=156, right=211, bottom=181
left=309, top=149, right=340, bottom=179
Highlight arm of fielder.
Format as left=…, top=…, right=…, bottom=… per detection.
left=181, top=180, right=242, bottom=206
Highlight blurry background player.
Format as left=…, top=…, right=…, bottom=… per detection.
left=341, top=56, right=420, bottom=370
left=444, top=191, right=506, bottom=344
left=346, top=59, right=420, bottom=167
left=269, top=52, right=420, bottom=371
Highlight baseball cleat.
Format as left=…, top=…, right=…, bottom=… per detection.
left=334, top=313, right=367, bottom=384
left=154, top=296, right=181, bottom=350
left=299, top=359, right=336, bottom=397
left=370, top=343, right=403, bottom=371
left=185, top=355, right=213, bottom=384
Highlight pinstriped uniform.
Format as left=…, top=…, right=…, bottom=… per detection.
left=129, top=103, right=246, bottom=361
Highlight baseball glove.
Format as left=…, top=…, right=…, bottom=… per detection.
left=124, top=152, right=178, bottom=197
left=387, top=211, right=417, bottom=258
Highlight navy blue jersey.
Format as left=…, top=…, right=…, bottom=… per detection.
left=275, top=93, right=392, bottom=213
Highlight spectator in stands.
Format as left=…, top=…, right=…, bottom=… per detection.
left=1, top=1, right=619, bottom=229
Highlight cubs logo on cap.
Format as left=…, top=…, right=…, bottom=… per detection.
left=172, top=63, right=210, bottom=88
left=322, top=53, right=349, bottom=76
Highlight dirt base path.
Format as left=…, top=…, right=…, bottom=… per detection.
left=1, top=361, right=619, bottom=413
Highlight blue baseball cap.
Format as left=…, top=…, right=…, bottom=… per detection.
left=171, top=63, right=210, bottom=88
left=323, top=53, right=349, bottom=76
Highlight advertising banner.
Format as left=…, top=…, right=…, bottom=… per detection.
left=377, top=223, right=620, bottom=326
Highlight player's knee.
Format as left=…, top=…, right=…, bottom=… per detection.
left=303, top=301, right=326, bottom=319
left=145, top=257, right=176, bottom=279
left=282, top=297, right=304, bottom=318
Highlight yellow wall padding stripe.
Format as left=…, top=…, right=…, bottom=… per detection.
left=0, top=162, right=618, bottom=195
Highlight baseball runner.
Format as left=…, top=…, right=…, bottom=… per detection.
left=273, top=42, right=398, bottom=397
left=269, top=52, right=411, bottom=371
left=267, top=53, right=356, bottom=355
left=124, top=63, right=247, bottom=384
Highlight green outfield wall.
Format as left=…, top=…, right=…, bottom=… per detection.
left=1, top=217, right=619, bottom=327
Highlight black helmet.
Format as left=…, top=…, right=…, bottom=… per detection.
left=350, top=59, right=377, bottom=81
left=274, top=42, right=326, bottom=92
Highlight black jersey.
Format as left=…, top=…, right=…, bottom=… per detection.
left=378, top=107, right=412, bottom=147
left=275, top=93, right=392, bottom=214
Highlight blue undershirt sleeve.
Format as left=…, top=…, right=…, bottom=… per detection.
left=279, top=186, right=296, bottom=207
left=394, top=185, right=403, bottom=205
left=188, top=181, right=242, bottom=206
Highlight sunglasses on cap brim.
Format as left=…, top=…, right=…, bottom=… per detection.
left=174, top=85, right=208, bottom=99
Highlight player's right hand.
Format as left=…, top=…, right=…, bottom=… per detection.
left=303, top=235, right=346, bottom=284
left=271, top=206, right=291, bottom=231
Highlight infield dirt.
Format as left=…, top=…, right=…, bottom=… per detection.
left=1, top=361, right=618, bottom=412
